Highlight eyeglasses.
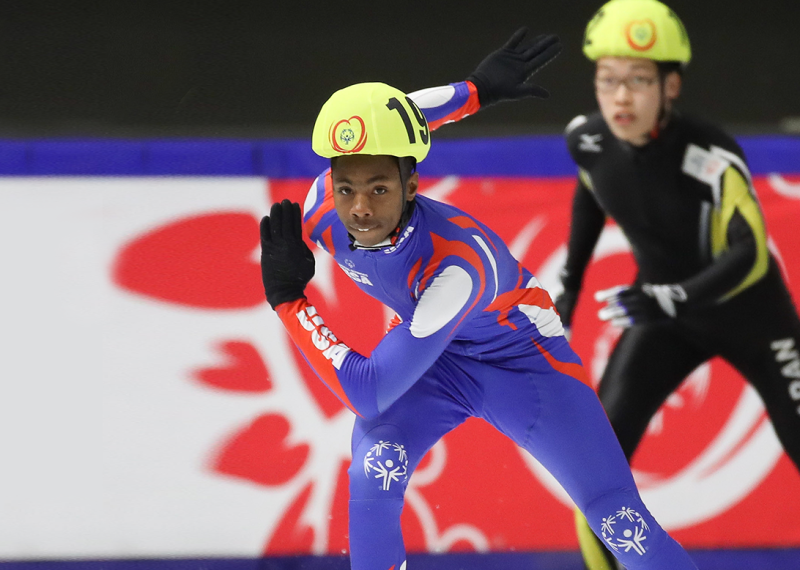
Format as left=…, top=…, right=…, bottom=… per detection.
left=595, top=75, right=659, bottom=93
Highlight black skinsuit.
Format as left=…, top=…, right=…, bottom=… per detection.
left=561, top=110, right=800, bottom=569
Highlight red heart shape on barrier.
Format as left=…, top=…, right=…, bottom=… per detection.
left=213, top=413, right=309, bottom=486
left=194, top=340, right=271, bottom=393
left=113, top=212, right=264, bottom=309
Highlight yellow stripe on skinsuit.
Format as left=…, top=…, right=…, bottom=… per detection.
left=579, top=167, right=595, bottom=191
left=709, top=165, right=769, bottom=301
left=575, top=508, right=616, bottom=570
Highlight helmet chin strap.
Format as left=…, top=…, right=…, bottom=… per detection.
left=396, top=157, right=416, bottom=232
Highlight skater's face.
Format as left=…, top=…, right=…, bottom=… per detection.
left=331, top=154, right=418, bottom=247
left=595, top=57, right=681, bottom=146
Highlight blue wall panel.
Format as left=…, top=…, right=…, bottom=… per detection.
left=1, top=137, right=796, bottom=178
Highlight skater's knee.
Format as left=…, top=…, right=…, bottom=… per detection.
left=349, top=424, right=410, bottom=500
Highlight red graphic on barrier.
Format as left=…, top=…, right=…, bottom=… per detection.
left=214, top=413, right=310, bottom=486
left=113, top=212, right=263, bottom=309
left=265, top=462, right=351, bottom=555
left=265, top=483, right=316, bottom=554
left=113, top=175, right=800, bottom=555
left=194, top=340, right=272, bottom=393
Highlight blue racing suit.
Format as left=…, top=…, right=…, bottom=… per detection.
left=272, top=81, right=698, bottom=570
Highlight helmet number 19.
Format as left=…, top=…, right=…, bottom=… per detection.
left=386, top=97, right=430, bottom=146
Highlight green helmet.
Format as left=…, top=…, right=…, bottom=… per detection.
left=583, top=0, right=691, bottom=64
left=312, top=82, right=430, bottom=163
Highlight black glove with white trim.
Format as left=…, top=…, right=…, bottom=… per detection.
left=595, top=283, right=688, bottom=327
left=260, top=200, right=315, bottom=310
left=467, top=28, right=562, bottom=106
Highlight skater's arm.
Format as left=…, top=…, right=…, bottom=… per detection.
left=409, top=28, right=561, bottom=131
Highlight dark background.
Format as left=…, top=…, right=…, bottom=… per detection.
left=2, top=1, right=798, bottom=138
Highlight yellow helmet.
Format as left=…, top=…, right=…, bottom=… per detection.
left=583, top=0, right=691, bottom=64
left=312, top=82, right=431, bottom=163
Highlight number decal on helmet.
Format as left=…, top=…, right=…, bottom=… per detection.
left=386, top=97, right=429, bottom=146
left=406, top=97, right=430, bottom=145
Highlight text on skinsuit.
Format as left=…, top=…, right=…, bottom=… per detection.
left=770, top=338, right=800, bottom=415
left=339, top=264, right=374, bottom=285
left=296, top=305, right=350, bottom=369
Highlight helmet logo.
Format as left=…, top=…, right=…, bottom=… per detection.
left=329, top=116, right=368, bottom=154
left=625, top=19, right=657, bottom=52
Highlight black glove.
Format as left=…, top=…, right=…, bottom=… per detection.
left=260, top=200, right=315, bottom=310
left=595, top=283, right=688, bottom=327
left=467, top=28, right=562, bottom=106
left=554, top=288, right=580, bottom=329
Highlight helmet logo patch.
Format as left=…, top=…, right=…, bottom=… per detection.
left=625, top=19, right=657, bottom=52
left=329, top=116, right=368, bottom=154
